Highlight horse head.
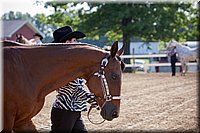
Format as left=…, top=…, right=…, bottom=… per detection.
left=167, top=39, right=178, bottom=50
left=86, top=41, right=125, bottom=121
left=16, top=34, right=26, bottom=44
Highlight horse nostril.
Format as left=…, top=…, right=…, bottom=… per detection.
left=112, top=111, right=119, bottom=118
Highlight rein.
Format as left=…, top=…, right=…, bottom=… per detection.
left=87, top=54, right=121, bottom=124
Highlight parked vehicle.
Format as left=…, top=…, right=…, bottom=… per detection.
left=134, top=60, right=145, bottom=71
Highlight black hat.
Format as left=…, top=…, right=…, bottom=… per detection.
left=52, top=26, right=86, bottom=43
left=34, top=33, right=43, bottom=40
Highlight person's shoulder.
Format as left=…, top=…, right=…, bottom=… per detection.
left=36, top=40, right=42, bottom=44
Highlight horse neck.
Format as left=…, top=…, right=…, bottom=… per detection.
left=176, top=43, right=192, bottom=53
left=23, top=45, right=106, bottom=97
left=175, top=43, right=184, bottom=52
left=17, top=37, right=30, bottom=44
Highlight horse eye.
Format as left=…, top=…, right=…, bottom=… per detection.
left=111, top=73, right=117, bottom=80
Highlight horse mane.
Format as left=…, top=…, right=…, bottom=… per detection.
left=2, top=40, right=34, bottom=47
left=175, top=41, right=195, bottom=50
left=169, top=39, right=194, bottom=50
left=2, top=40, right=104, bottom=51
left=40, top=42, right=104, bottom=50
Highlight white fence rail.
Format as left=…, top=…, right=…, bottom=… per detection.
left=121, top=54, right=168, bottom=59
left=121, top=54, right=198, bottom=68
left=124, top=62, right=197, bottom=68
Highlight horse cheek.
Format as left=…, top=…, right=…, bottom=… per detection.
left=87, top=77, right=104, bottom=106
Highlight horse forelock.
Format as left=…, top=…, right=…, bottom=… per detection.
left=108, top=55, right=125, bottom=71
left=116, top=56, right=125, bottom=71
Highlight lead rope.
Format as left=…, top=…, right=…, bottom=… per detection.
left=87, top=105, right=105, bottom=125
left=87, top=72, right=108, bottom=125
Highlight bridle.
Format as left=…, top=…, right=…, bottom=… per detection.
left=94, top=55, right=121, bottom=102
left=87, top=54, right=121, bottom=124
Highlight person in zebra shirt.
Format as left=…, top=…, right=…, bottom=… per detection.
left=50, top=26, right=98, bottom=133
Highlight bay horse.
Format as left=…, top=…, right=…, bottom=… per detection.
left=16, top=33, right=31, bottom=44
left=167, top=40, right=199, bottom=75
left=2, top=34, right=33, bottom=47
left=3, top=40, right=125, bottom=132
left=3, top=40, right=31, bottom=47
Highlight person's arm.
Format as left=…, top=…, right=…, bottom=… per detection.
left=85, top=93, right=98, bottom=107
left=168, top=49, right=173, bottom=56
left=75, top=78, right=98, bottom=108
left=168, top=48, right=177, bottom=56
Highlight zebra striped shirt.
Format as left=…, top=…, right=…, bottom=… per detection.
left=53, top=78, right=95, bottom=111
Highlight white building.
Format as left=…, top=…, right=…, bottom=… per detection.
left=119, top=41, right=160, bottom=55
left=119, top=41, right=160, bottom=72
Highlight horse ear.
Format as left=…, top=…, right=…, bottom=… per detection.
left=110, top=41, right=118, bottom=58
left=117, top=42, right=126, bottom=56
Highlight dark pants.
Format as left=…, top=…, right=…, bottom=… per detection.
left=170, top=55, right=177, bottom=76
left=50, top=107, right=88, bottom=133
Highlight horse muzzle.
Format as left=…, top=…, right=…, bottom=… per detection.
left=100, top=101, right=119, bottom=121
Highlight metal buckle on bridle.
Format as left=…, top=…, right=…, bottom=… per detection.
left=105, top=95, right=112, bottom=101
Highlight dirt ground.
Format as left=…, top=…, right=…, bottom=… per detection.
left=32, top=72, right=199, bottom=132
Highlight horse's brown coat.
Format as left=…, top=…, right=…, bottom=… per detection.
left=3, top=41, right=124, bottom=132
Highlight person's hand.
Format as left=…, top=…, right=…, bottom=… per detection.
left=87, top=93, right=99, bottom=109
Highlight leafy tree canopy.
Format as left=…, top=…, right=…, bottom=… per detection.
left=76, top=2, right=198, bottom=43
left=1, top=2, right=198, bottom=49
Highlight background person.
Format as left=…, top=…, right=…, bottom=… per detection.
left=29, top=33, right=43, bottom=44
left=50, top=26, right=98, bottom=133
left=168, top=46, right=177, bottom=76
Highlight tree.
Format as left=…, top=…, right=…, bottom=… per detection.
left=44, top=2, right=81, bottom=29
left=2, top=2, right=197, bottom=52
left=32, top=13, right=57, bottom=42
left=1, top=11, right=33, bottom=21
left=35, top=2, right=197, bottom=71
left=74, top=2, right=197, bottom=68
